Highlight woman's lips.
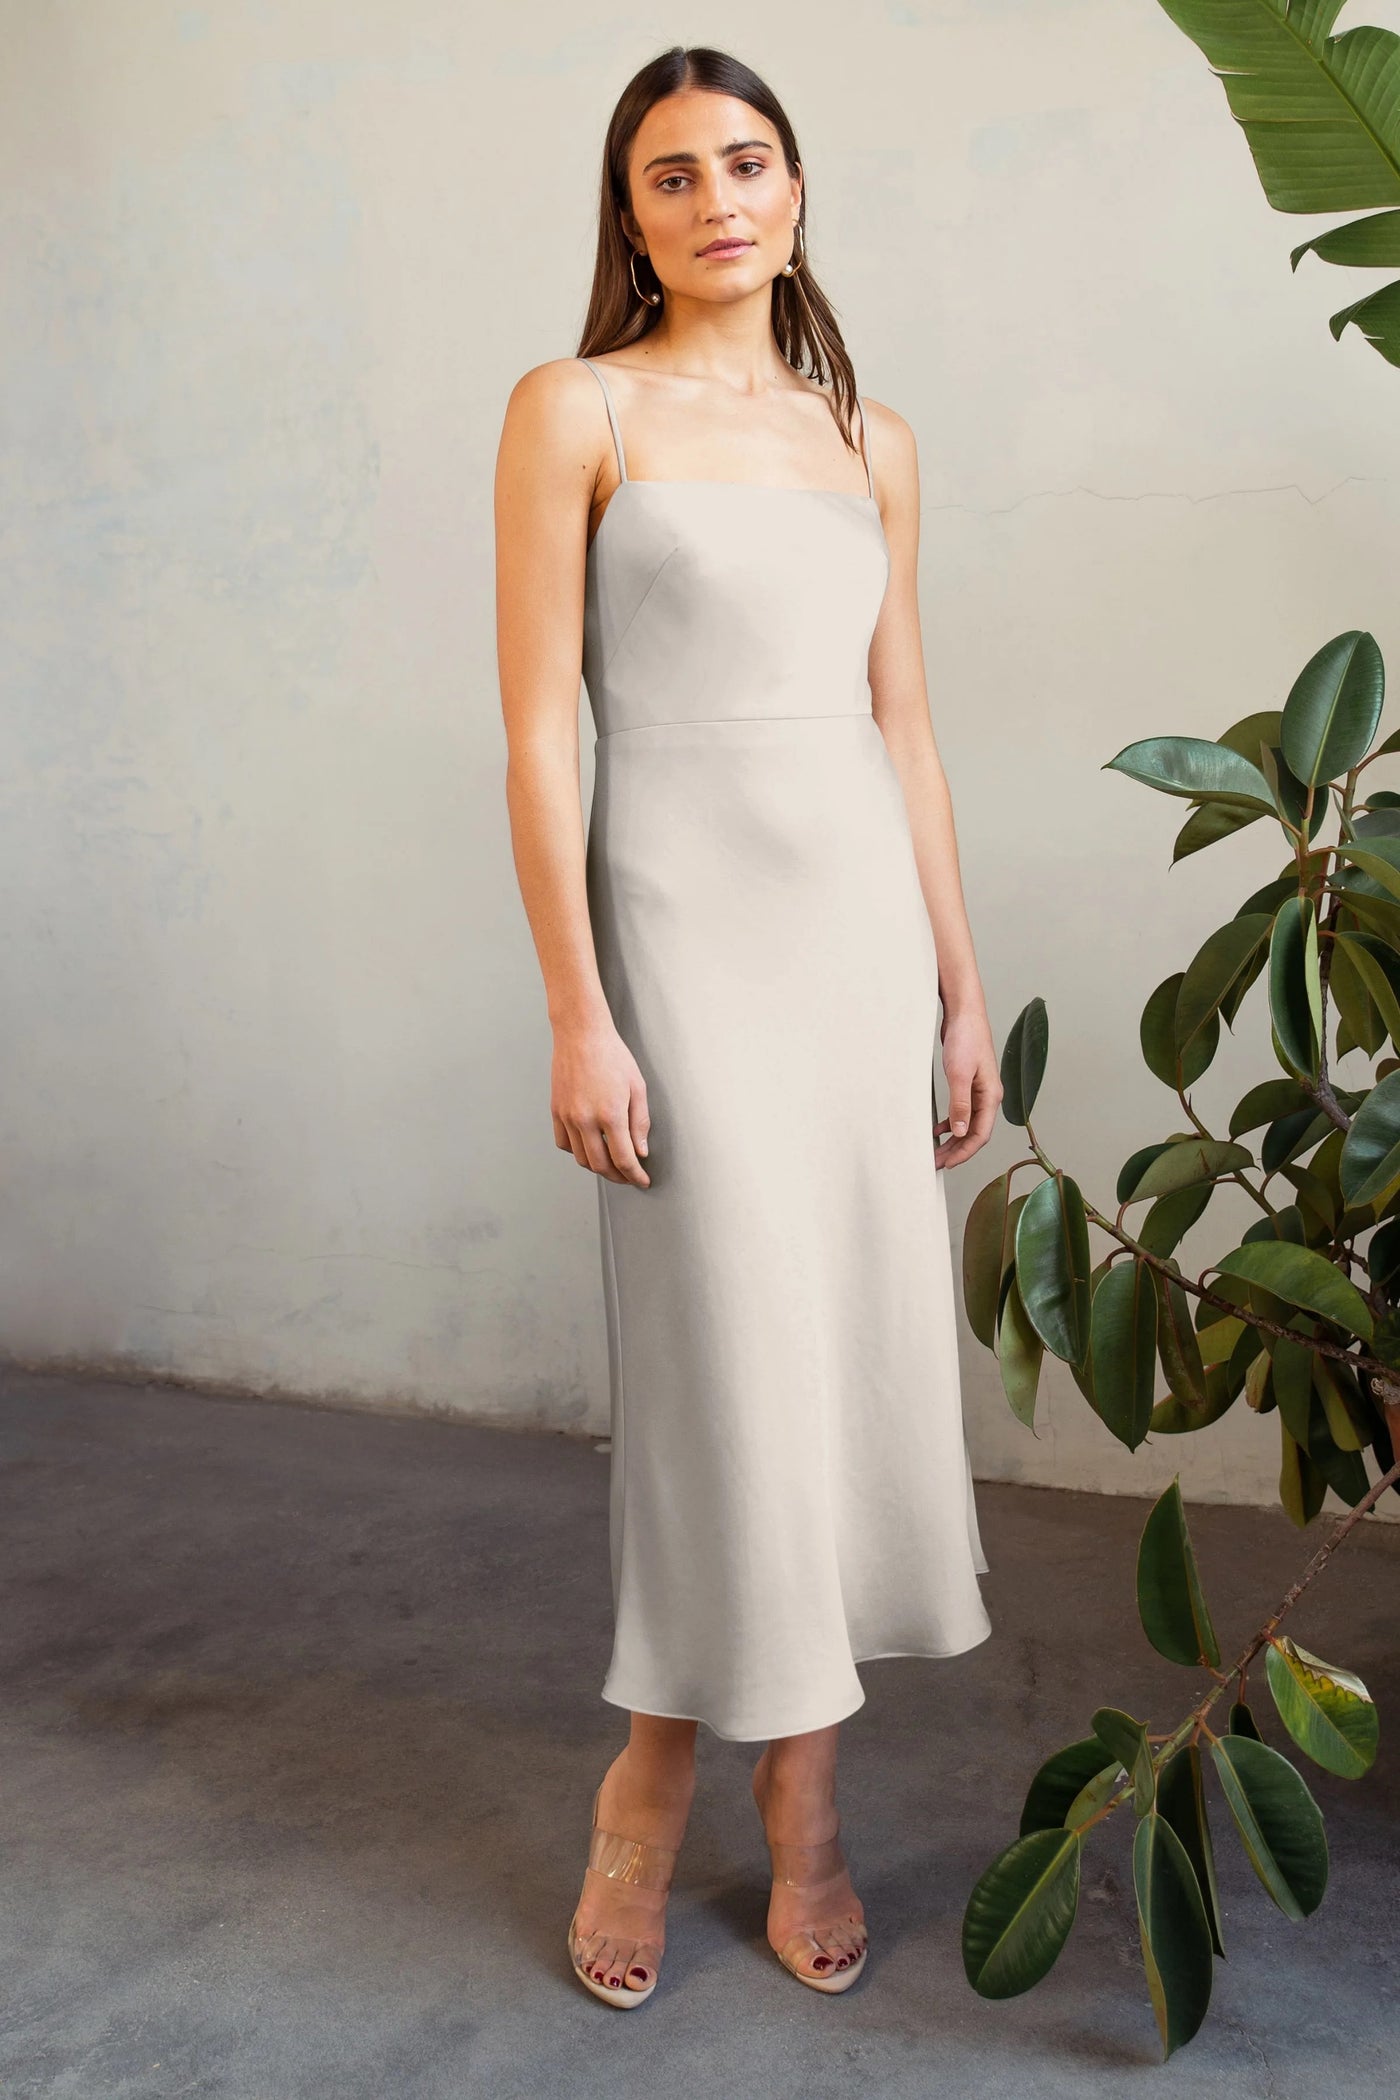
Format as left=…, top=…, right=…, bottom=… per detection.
left=699, top=239, right=752, bottom=257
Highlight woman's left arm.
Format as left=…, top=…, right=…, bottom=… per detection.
left=864, top=398, right=1003, bottom=1169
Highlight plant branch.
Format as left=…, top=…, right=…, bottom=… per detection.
left=1075, top=1449, right=1400, bottom=1834
left=1018, top=1127, right=1386, bottom=1381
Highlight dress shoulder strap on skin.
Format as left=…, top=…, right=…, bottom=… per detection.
left=579, top=357, right=629, bottom=483
left=858, top=396, right=875, bottom=500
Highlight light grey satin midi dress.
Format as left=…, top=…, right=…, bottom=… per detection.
left=578, top=356, right=991, bottom=1743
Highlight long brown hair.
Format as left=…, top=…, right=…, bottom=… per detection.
left=577, top=46, right=861, bottom=451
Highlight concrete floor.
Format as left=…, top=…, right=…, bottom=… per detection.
left=0, top=1368, right=1396, bottom=2100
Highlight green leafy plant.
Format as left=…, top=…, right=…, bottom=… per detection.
left=959, top=645, right=1400, bottom=2055
left=1153, top=0, right=1400, bottom=367
left=954, top=7, right=1400, bottom=2054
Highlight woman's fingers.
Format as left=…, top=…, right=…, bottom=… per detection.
left=630, top=1088, right=651, bottom=1165
left=564, top=1120, right=593, bottom=1171
left=549, top=1028, right=653, bottom=1187
left=555, top=1089, right=652, bottom=1188
left=578, top=1121, right=627, bottom=1183
left=602, top=1110, right=650, bottom=1188
left=934, top=1060, right=1003, bottom=1167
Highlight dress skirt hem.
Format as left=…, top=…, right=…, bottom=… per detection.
left=599, top=1619, right=995, bottom=1744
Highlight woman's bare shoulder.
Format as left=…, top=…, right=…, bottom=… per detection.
left=505, top=355, right=604, bottom=421
left=859, top=394, right=915, bottom=455
left=498, top=358, right=617, bottom=494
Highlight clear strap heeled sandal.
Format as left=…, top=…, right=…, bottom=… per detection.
left=765, top=1825, right=869, bottom=1993
left=567, top=1781, right=681, bottom=2009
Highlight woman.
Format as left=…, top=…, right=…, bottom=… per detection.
left=495, top=45, right=1001, bottom=2008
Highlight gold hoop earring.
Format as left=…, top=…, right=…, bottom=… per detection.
left=629, top=247, right=662, bottom=307
left=780, top=221, right=805, bottom=278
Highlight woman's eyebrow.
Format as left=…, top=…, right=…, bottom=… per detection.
left=640, top=137, right=775, bottom=174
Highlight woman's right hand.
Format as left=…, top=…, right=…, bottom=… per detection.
left=551, top=1018, right=652, bottom=1188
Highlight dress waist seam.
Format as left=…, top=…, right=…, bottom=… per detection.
left=595, top=709, right=875, bottom=741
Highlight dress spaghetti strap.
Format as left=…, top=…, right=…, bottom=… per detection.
left=580, top=358, right=629, bottom=483
left=857, top=396, right=875, bottom=500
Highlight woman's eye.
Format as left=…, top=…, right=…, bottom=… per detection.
left=657, top=173, right=690, bottom=191
left=734, top=159, right=765, bottom=176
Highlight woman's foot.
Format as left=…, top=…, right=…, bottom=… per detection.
left=570, top=1736, right=696, bottom=1997
left=752, top=1742, right=868, bottom=1985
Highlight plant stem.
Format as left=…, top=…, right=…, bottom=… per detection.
left=1014, top=1133, right=1387, bottom=1382
left=1076, top=1450, right=1400, bottom=1834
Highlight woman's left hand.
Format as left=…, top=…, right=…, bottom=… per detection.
left=934, top=1004, right=1003, bottom=1169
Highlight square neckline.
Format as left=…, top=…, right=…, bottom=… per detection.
left=579, top=356, right=881, bottom=556
left=587, top=477, right=882, bottom=559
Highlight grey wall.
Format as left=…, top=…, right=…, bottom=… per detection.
left=4, top=0, right=1399, bottom=1522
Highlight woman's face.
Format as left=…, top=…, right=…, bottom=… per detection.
left=621, top=89, right=802, bottom=305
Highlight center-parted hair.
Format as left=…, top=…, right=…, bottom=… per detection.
left=577, top=45, right=862, bottom=451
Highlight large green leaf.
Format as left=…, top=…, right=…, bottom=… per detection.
left=1312, top=1354, right=1369, bottom=1450
left=1177, top=914, right=1274, bottom=1049
left=963, top=1172, right=1022, bottom=1349
left=1338, top=833, right=1400, bottom=904
left=1020, top=1737, right=1122, bottom=1836
left=1138, top=1477, right=1222, bottom=1668
left=1304, top=1409, right=1373, bottom=1505
left=1104, top=735, right=1275, bottom=810
left=1089, top=1259, right=1159, bottom=1450
left=1265, top=1635, right=1379, bottom=1777
left=1280, top=1418, right=1330, bottom=1524
left=1336, top=930, right=1400, bottom=1047
left=1155, top=0, right=1400, bottom=208
left=1137, top=1180, right=1216, bottom=1257
left=1327, top=930, right=1387, bottom=1055
left=1150, top=1358, right=1243, bottom=1433
left=1124, top=1136, right=1254, bottom=1201
left=1153, top=1263, right=1211, bottom=1412
left=962, top=1827, right=1082, bottom=1997
left=1093, top=1707, right=1157, bottom=1817
left=1293, top=203, right=1400, bottom=265
left=1230, top=1075, right=1317, bottom=1135
left=1172, top=798, right=1261, bottom=861
left=1141, top=973, right=1221, bottom=1090
left=1230, top=1698, right=1264, bottom=1741
left=1328, top=275, right=1400, bottom=364
left=1152, top=0, right=1400, bottom=367
left=1339, top=1066, right=1400, bottom=1205
left=1208, top=1734, right=1329, bottom=1919
left=1280, top=631, right=1385, bottom=787
left=1215, top=1238, right=1374, bottom=1340
left=1000, top=999, right=1048, bottom=1126
left=1015, top=1173, right=1093, bottom=1365
left=1270, top=1333, right=1317, bottom=1445
left=997, top=1271, right=1044, bottom=1430
left=1065, top=1759, right=1132, bottom=1830
left=1159, top=1742, right=1227, bottom=1957
left=1268, top=895, right=1323, bottom=1079
left=1133, top=1808, right=1215, bottom=2059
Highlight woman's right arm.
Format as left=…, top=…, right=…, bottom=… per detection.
left=495, top=359, right=651, bottom=1189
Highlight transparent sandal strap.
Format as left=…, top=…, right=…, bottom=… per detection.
left=587, top=1825, right=678, bottom=1889
left=766, top=1831, right=846, bottom=1887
